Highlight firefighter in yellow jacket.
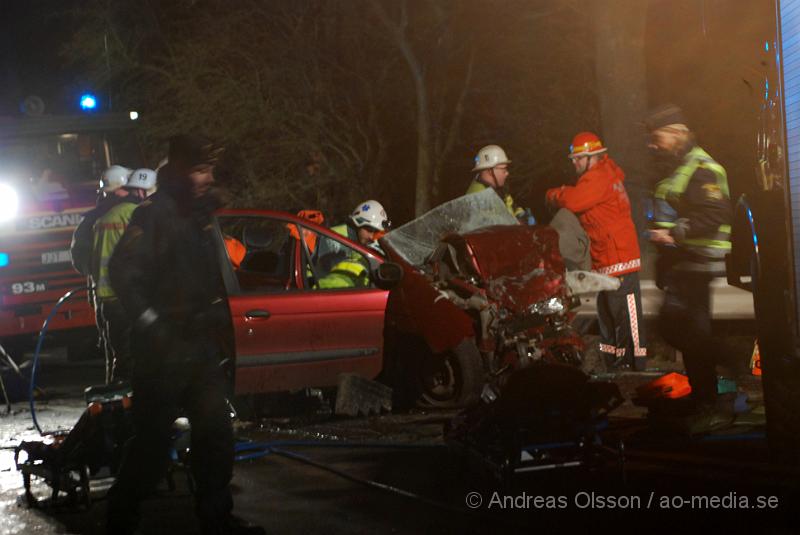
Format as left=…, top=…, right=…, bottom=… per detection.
left=467, top=144, right=528, bottom=220
left=320, top=200, right=390, bottom=288
left=92, top=168, right=156, bottom=383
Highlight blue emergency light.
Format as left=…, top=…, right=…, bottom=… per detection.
left=79, top=94, right=97, bottom=111
left=0, top=253, right=9, bottom=268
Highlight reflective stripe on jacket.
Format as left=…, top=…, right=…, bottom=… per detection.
left=317, top=260, right=368, bottom=289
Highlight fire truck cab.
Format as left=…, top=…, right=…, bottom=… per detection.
left=0, top=112, right=139, bottom=359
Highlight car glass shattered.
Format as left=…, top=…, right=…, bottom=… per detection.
left=380, top=188, right=517, bottom=266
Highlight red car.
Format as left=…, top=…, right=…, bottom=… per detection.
left=217, top=190, right=597, bottom=408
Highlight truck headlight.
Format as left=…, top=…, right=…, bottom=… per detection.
left=528, top=297, right=566, bottom=316
left=0, top=183, right=19, bottom=223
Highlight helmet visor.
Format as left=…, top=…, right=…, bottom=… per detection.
left=353, top=216, right=391, bottom=231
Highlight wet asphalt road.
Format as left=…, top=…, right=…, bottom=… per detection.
left=0, top=347, right=796, bottom=534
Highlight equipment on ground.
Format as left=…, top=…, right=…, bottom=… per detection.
left=15, top=384, right=134, bottom=508
left=445, top=364, right=625, bottom=482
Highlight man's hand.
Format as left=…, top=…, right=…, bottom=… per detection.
left=649, top=228, right=675, bottom=245
left=545, top=187, right=562, bottom=206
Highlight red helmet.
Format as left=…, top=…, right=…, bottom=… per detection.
left=568, top=132, right=607, bottom=159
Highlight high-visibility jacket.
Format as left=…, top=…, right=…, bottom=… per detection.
left=317, top=259, right=369, bottom=289
left=653, top=145, right=731, bottom=273
left=466, top=180, right=524, bottom=219
left=546, top=156, right=641, bottom=277
left=330, top=223, right=358, bottom=242
left=92, top=201, right=138, bottom=299
left=71, top=195, right=126, bottom=278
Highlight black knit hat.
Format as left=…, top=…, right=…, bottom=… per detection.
left=167, top=134, right=224, bottom=169
left=643, top=104, right=688, bottom=132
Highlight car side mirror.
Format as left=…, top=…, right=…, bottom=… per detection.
left=373, top=262, right=403, bottom=290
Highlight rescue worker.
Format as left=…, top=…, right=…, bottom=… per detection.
left=644, top=104, right=734, bottom=423
left=70, top=165, right=131, bottom=361
left=91, top=168, right=156, bottom=383
left=106, top=135, right=263, bottom=535
left=331, top=200, right=391, bottom=249
left=319, top=200, right=391, bottom=288
left=467, top=144, right=529, bottom=220
left=71, top=165, right=132, bottom=277
left=546, top=132, right=647, bottom=371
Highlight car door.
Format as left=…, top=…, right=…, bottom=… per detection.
left=215, top=212, right=388, bottom=395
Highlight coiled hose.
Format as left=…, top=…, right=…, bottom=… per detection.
left=29, top=286, right=87, bottom=435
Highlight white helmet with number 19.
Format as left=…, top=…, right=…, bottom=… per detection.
left=126, top=168, right=157, bottom=190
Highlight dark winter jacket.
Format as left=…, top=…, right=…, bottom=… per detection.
left=108, top=173, right=230, bottom=367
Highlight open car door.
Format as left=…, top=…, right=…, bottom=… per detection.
left=214, top=210, right=388, bottom=395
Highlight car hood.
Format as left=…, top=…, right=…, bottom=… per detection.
left=381, top=189, right=565, bottom=313
left=380, top=188, right=518, bottom=267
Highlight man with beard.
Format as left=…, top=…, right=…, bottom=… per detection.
left=645, top=104, right=736, bottom=430
left=105, top=135, right=263, bottom=534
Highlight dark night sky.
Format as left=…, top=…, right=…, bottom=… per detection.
left=0, top=0, right=780, bottom=216
left=0, top=0, right=82, bottom=115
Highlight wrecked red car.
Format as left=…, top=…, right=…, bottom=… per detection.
left=379, top=189, right=588, bottom=408
left=215, top=189, right=605, bottom=407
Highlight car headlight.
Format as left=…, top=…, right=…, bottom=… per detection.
left=528, top=297, right=566, bottom=316
left=0, top=183, right=19, bottom=223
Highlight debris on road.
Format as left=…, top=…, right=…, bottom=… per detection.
left=335, top=374, right=392, bottom=417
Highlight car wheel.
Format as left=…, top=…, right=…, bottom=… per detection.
left=416, top=339, right=483, bottom=408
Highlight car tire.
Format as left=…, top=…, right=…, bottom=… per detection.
left=415, top=338, right=483, bottom=409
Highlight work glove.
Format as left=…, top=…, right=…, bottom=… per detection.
left=545, top=187, right=562, bottom=206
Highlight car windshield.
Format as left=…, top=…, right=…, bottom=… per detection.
left=380, top=188, right=517, bottom=267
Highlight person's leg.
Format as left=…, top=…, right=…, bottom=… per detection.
left=106, top=371, right=180, bottom=534
left=665, top=272, right=716, bottom=405
left=184, top=357, right=235, bottom=534
left=98, top=300, right=114, bottom=384
left=103, top=299, right=133, bottom=383
left=596, top=290, right=620, bottom=368
left=614, top=272, right=647, bottom=370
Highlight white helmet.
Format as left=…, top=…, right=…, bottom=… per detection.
left=126, top=168, right=157, bottom=190
left=99, top=165, right=131, bottom=192
left=471, top=145, right=511, bottom=172
left=349, top=200, right=390, bottom=231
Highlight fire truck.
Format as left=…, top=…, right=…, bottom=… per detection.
left=0, top=112, right=139, bottom=359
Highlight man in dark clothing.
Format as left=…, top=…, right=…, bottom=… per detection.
left=105, top=135, right=263, bottom=535
left=645, top=104, right=736, bottom=426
